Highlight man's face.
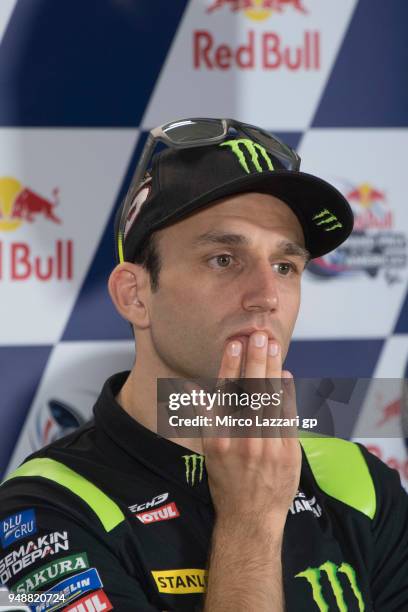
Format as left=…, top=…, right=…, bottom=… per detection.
left=145, top=192, right=308, bottom=379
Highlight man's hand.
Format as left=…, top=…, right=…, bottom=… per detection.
left=203, top=332, right=301, bottom=612
left=204, top=332, right=301, bottom=523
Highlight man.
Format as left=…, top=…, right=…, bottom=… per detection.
left=0, top=118, right=407, bottom=611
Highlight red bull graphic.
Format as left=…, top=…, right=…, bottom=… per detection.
left=0, top=176, right=74, bottom=282
left=0, top=177, right=60, bottom=231
left=377, top=398, right=401, bottom=427
left=206, top=0, right=308, bottom=20
left=366, top=445, right=408, bottom=483
left=348, top=183, right=392, bottom=231
left=307, top=181, right=407, bottom=284
left=12, top=187, right=60, bottom=225
left=30, top=399, right=86, bottom=452
left=195, top=0, right=318, bottom=72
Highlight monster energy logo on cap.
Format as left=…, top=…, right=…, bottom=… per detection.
left=182, top=454, right=204, bottom=486
left=312, top=208, right=343, bottom=232
left=220, top=138, right=275, bottom=174
left=295, top=560, right=365, bottom=611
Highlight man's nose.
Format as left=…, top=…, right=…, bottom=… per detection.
left=241, top=262, right=279, bottom=313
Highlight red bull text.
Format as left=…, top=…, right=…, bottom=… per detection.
left=0, top=240, right=73, bottom=281
left=194, top=30, right=320, bottom=70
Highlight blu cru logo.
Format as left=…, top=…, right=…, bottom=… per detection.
left=0, top=509, right=37, bottom=548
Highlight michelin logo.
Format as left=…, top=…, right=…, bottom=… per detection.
left=0, top=510, right=37, bottom=548
left=33, top=568, right=102, bottom=612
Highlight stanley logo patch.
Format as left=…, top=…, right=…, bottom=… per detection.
left=152, top=569, right=207, bottom=594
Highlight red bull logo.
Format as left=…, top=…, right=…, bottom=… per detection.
left=197, top=0, right=316, bottom=71
left=366, top=444, right=408, bottom=483
left=0, top=176, right=73, bottom=282
left=194, top=30, right=320, bottom=70
left=30, top=399, right=84, bottom=451
left=376, top=397, right=401, bottom=427
left=206, top=0, right=308, bottom=21
left=306, top=179, right=406, bottom=283
left=346, top=182, right=392, bottom=231
left=0, top=177, right=60, bottom=231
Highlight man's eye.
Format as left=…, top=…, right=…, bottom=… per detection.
left=274, top=262, right=295, bottom=276
left=210, top=254, right=233, bottom=268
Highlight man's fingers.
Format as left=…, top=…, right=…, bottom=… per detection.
left=186, top=339, right=243, bottom=444
left=266, top=340, right=282, bottom=381
left=281, top=370, right=298, bottom=438
left=218, top=341, right=243, bottom=380
left=264, top=340, right=282, bottom=409
left=244, top=333, right=269, bottom=378
left=281, top=371, right=296, bottom=416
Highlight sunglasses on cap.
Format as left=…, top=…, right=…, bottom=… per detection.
left=117, top=117, right=301, bottom=263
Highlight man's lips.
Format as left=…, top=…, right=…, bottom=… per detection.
left=228, top=335, right=250, bottom=344
left=226, top=329, right=277, bottom=344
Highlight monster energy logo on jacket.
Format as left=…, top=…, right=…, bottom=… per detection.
left=220, top=139, right=275, bottom=174
left=182, top=454, right=204, bottom=486
left=296, top=560, right=365, bottom=611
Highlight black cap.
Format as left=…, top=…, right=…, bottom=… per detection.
left=116, top=138, right=354, bottom=261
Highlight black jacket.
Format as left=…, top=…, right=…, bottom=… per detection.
left=0, top=372, right=407, bottom=611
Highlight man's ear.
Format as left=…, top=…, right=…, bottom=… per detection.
left=108, top=262, right=151, bottom=329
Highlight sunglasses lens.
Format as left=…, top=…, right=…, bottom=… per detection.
left=163, top=119, right=225, bottom=143
left=241, top=126, right=299, bottom=170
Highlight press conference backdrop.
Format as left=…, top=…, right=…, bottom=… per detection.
left=0, top=0, right=407, bottom=487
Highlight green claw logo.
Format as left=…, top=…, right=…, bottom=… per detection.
left=220, top=138, right=274, bottom=174
left=295, top=561, right=365, bottom=612
left=312, top=208, right=343, bottom=232
left=182, top=454, right=205, bottom=486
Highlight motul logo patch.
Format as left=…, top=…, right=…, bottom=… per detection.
left=135, top=502, right=180, bottom=524
left=64, top=589, right=113, bottom=611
